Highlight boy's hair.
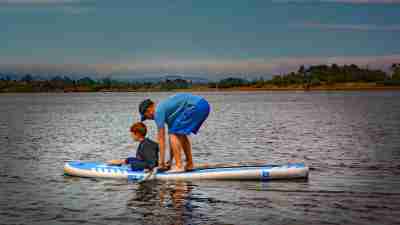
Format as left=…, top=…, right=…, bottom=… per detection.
left=130, top=122, right=147, bottom=137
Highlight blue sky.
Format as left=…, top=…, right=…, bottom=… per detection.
left=1, top=0, right=400, bottom=79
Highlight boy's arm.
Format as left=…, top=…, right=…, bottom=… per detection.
left=107, top=159, right=126, bottom=165
left=158, top=127, right=166, bottom=168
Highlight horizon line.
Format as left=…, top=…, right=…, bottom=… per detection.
left=1, top=54, right=400, bottom=77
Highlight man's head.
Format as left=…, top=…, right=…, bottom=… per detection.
left=138, top=99, right=155, bottom=121
left=130, top=122, right=147, bottom=141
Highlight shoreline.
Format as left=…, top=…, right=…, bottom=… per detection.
left=2, top=87, right=400, bottom=94
left=1, top=83, right=400, bottom=93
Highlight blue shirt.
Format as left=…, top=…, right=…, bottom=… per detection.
left=155, top=93, right=202, bottom=129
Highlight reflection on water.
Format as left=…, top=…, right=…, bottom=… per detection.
left=1, top=91, right=400, bottom=225
left=127, top=181, right=194, bottom=225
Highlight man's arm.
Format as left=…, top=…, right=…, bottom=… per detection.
left=107, top=159, right=126, bottom=165
left=158, top=127, right=166, bottom=168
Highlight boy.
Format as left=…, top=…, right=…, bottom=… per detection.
left=107, top=122, right=159, bottom=171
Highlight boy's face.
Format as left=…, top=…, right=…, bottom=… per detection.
left=130, top=131, right=143, bottom=142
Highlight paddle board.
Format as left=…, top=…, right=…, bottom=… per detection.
left=64, top=161, right=309, bottom=181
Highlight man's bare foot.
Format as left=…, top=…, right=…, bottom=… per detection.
left=185, top=163, right=194, bottom=171
left=166, top=166, right=185, bottom=173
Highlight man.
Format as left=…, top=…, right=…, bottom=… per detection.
left=139, top=93, right=210, bottom=172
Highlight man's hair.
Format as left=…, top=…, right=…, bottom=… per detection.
left=130, top=122, right=147, bottom=137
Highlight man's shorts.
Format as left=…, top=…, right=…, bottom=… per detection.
left=168, top=98, right=210, bottom=135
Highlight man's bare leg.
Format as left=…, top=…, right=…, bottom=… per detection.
left=167, top=137, right=174, bottom=168
left=178, top=135, right=193, bottom=171
left=169, top=134, right=184, bottom=171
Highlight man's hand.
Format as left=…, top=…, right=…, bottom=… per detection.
left=107, top=159, right=124, bottom=165
left=165, top=160, right=172, bottom=168
left=158, top=160, right=167, bottom=169
left=158, top=160, right=171, bottom=170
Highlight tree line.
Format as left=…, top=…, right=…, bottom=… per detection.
left=0, top=75, right=193, bottom=92
left=211, top=63, right=400, bottom=89
left=1, top=63, right=400, bottom=92
left=269, top=63, right=400, bottom=88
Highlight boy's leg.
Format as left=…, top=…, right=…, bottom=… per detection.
left=169, top=134, right=183, bottom=170
left=179, top=135, right=193, bottom=170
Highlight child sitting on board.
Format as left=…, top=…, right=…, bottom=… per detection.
left=107, top=122, right=159, bottom=171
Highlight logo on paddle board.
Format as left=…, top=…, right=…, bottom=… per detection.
left=261, top=170, right=269, bottom=180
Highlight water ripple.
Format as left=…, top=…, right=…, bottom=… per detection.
left=1, top=91, right=400, bottom=225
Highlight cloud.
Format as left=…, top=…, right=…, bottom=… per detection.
left=2, top=55, right=400, bottom=79
left=326, top=0, right=400, bottom=3
left=0, top=0, right=81, bottom=4
left=294, top=22, right=400, bottom=32
left=106, top=54, right=400, bottom=76
left=3, top=0, right=400, bottom=4
left=0, top=0, right=91, bottom=14
left=60, top=5, right=90, bottom=14
left=0, top=63, right=102, bottom=75
left=271, top=0, right=400, bottom=4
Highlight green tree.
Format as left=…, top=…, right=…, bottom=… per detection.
left=392, top=63, right=400, bottom=80
left=298, top=65, right=305, bottom=75
left=252, top=77, right=265, bottom=88
left=20, top=74, right=34, bottom=83
left=310, top=77, right=321, bottom=86
left=218, top=77, right=248, bottom=88
left=77, top=77, right=96, bottom=86
left=102, top=77, right=112, bottom=89
left=271, top=75, right=283, bottom=86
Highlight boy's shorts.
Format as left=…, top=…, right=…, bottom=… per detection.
left=168, top=98, right=210, bottom=135
left=125, top=157, right=145, bottom=171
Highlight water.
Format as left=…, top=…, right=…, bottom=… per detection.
left=1, top=91, right=400, bottom=225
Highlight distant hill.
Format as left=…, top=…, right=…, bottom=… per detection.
left=165, top=75, right=209, bottom=84
left=0, top=72, right=87, bottom=81
left=0, top=72, right=19, bottom=80
left=120, top=75, right=209, bottom=84
left=0, top=70, right=269, bottom=84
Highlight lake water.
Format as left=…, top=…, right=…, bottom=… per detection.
left=1, top=91, right=400, bottom=225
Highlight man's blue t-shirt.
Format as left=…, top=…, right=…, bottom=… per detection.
left=155, top=93, right=202, bottom=129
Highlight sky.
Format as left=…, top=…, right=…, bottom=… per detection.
left=1, top=0, right=400, bottom=80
